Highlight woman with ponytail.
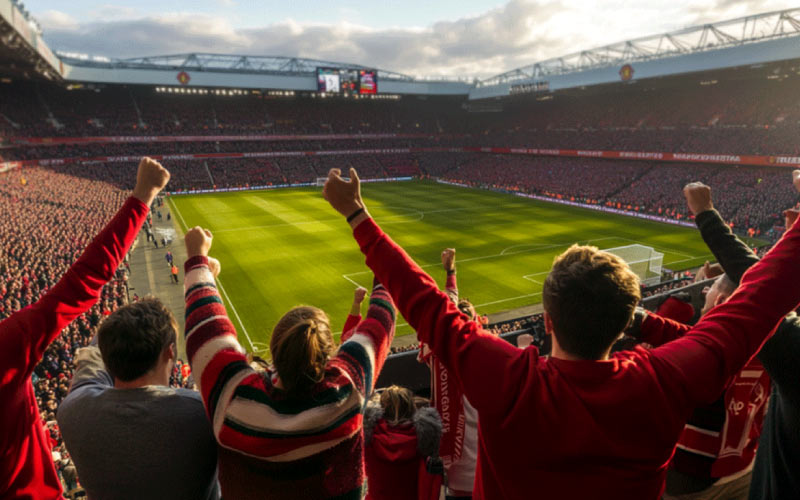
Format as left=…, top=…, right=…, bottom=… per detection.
left=182, top=226, right=396, bottom=500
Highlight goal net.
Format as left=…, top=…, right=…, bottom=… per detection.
left=602, top=244, right=664, bottom=286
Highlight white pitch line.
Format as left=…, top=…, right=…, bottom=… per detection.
left=341, top=274, right=364, bottom=287
left=211, top=204, right=523, bottom=233
left=216, top=277, right=256, bottom=353
left=475, top=292, right=543, bottom=308
left=341, top=236, right=618, bottom=280
left=171, top=197, right=256, bottom=352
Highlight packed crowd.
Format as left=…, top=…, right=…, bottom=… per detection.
left=2, top=157, right=798, bottom=500
left=442, top=156, right=798, bottom=233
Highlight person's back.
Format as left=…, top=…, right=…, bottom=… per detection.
left=57, top=298, right=219, bottom=500
left=363, top=387, right=442, bottom=500
left=324, top=169, right=800, bottom=499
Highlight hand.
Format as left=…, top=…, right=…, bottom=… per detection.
left=132, top=157, right=170, bottom=206
left=784, top=208, right=800, bottom=228
left=683, top=182, right=713, bottom=216
left=353, top=286, right=368, bottom=304
left=516, top=333, right=534, bottom=349
left=322, top=168, right=365, bottom=221
left=185, top=226, right=212, bottom=258
left=793, top=170, right=800, bottom=193
left=441, top=248, right=456, bottom=272
left=207, top=257, right=221, bottom=278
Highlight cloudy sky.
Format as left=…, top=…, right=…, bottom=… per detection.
left=23, top=0, right=798, bottom=78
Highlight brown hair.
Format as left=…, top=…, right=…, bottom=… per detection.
left=97, top=297, right=177, bottom=381
left=457, top=299, right=476, bottom=320
left=380, top=385, right=415, bottom=425
left=542, top=245, right=641, bottom=360
left=270, top=306, right=335, bottom=396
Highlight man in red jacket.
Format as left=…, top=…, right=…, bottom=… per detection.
left=0, top=157, right=169, bottom=500
left=323, top=167, right=800, bottom=500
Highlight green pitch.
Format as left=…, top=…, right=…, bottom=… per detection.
left=169, top=180, right=718, bottom=355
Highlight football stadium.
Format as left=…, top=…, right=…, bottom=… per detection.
left=2, top=1, right=799, bottom=499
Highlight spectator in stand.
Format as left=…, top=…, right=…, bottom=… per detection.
left=57, top=297, right=219, bottom=499
left=0, top=157, right=168, bottom=499
left=625, top=184, right=771, bottom=499
left=363, top=385, right=443, bottom=500
left=342, top=286, right=368, bottom=335
left=182, top=227, right=396, bottom=499
left=323, top=167, right=800, bottom=500
left=421, top=248, right=479, bottom=500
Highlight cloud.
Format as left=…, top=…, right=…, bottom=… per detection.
left=37, top=0, right=797, bottom=78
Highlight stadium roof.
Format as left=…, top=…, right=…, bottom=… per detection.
left=55, top=52, right=474, bottom=84
left=478, top=7, right=800, bottom=86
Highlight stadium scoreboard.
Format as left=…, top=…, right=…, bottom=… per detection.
left=317, top=67, right=378, bottom=94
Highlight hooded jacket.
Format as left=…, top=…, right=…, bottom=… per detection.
left=364, top=403, right=442, bottom=500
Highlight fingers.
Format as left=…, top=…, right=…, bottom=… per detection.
left=793, top=170, right=800, bottom=192
left=349, top=167, right=360, bottom=186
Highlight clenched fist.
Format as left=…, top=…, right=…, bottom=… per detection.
left=185, top=226, right=213, bottom=258
left=353, top=286, right=368, bottom=304
left=683, top=182, right=713, bottom=216
left=132, top=157, right=170, bottom=206
left=793, top=170, right=800, bottom=193
left=441, top=248, right=456, bottom=272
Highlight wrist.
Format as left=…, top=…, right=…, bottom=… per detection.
left=446, top=268, right=456, bottom=275
left=348, top=210, right=370, bottom=229
left=132, top=187, right=158, bottom=206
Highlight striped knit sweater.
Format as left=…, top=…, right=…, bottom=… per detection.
left=183, top=256, right=396, bottom=500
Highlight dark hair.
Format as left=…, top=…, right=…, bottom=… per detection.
left=270, top=306, right=335, bottom=396
left=97, top=297, right=177, bottom=381
left=457, top=299, right=476, bottom=320
left=542, top=245, right=641, bottom=360
left=380, top=385, right=415, bottom=425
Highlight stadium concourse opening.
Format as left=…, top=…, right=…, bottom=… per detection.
left=3, top=2, right=800, bottom=499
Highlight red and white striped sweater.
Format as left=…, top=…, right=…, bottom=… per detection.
left=183, top=256, right=395, bottom=500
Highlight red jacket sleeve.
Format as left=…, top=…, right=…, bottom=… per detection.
left=0, top=196, right=148, bottom=390
left=648, top=215, right=800, bottom=408
left=354, top=218, right=528, bottom=416
left=341, top=314, right=362, bottom=342
left=638, top=312, right=691, bottom=347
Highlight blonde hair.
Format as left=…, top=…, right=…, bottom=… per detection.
left=379, top=385, right=415, bottom=425
left=270, top=306, right=335, bottom=396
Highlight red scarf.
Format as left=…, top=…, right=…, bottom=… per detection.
left=421, top=345, right=465, bottom=468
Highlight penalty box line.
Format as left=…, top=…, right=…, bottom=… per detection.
left=170, top=198, right=257, bottom=353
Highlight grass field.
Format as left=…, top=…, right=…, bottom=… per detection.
left=169, top=180, right=718, bottom=355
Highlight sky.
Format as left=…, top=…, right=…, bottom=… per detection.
left=21, top=0, right=799, bottom=78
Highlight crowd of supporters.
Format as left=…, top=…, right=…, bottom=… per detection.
left=1, top=157, right=799, bottom=500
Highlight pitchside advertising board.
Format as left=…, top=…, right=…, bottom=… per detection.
left=316, top=67, right=378, bottom=94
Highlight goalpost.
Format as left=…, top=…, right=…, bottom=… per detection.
left=603, top=244, right=664, bottom=286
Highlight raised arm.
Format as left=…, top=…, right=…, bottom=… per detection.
left=441, top=248, right=458, bottom=304
left=183, top=227, right=395, bottom=459
left=649, top=176, right=800, bottom=408
left=341, top=286, right=367, bottom=336
left=0, top=157, right=168, bottom=389
left=685, top=182, right=759, bottom=284
left=323, top=168, right=527, bottom=416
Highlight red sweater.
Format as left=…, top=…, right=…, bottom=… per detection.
left=0, top=197, right=148, bottom=500
left=353, top=216, right=800, bottom=500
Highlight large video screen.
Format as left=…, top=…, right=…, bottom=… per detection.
left=317, top=68, right=341, bottom=93
left=317, top=67, right=378, bottom=94
left=359, top=70, right=378, bottom=94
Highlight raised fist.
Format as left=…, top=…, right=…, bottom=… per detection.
left=683, top=182, right=713, bottom=216
left=133, top=157, right=170, bottom=205
left=185, top=226, right=212, bottom=258
left=322, top=168, right=364, bottom=220
left=441, top=248, right=456, bottom=272
left=516, top=333, right=534, bottom=349
left=793, top=170, right=800, bottom=193
left=353, top=286, right=368, bottom=304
